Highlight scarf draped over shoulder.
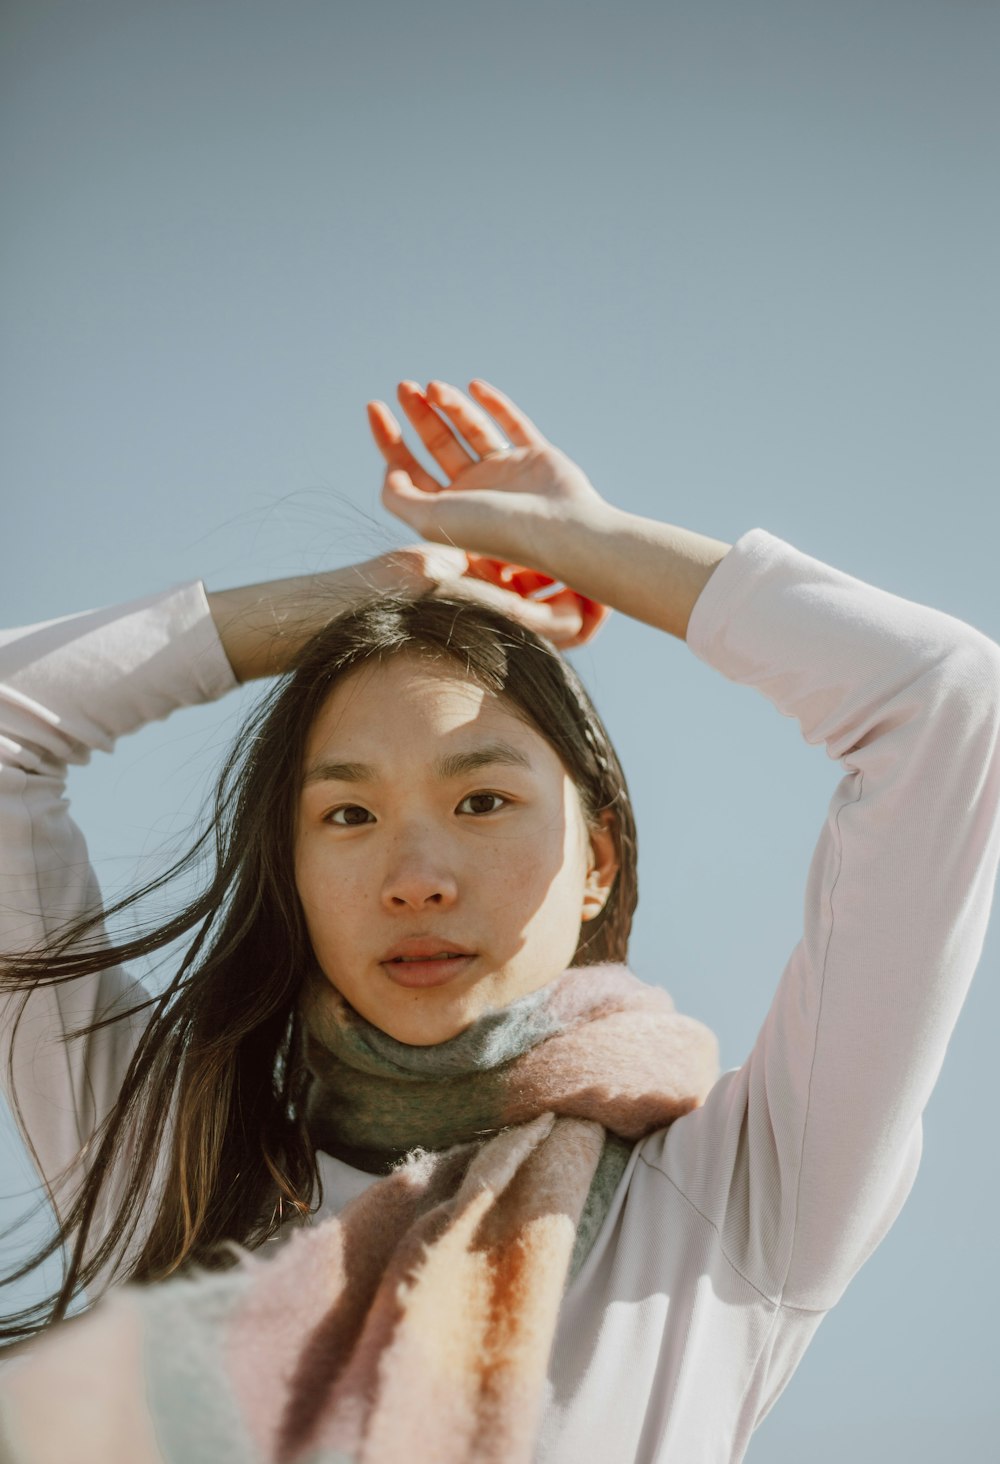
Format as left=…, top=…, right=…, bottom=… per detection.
left=0, top=961, right=719, bottom=1464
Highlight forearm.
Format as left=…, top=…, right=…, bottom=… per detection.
left=542, top=506, right=733, bottom=642
left=206, top=559, right=406, bottom=682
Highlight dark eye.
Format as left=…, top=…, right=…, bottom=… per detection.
left=325, top=805, right=373, bottom=826
left=459, top=792, right=508, bottom=815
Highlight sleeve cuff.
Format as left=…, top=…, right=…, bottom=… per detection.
left=685, top=527, right=780, bottom=666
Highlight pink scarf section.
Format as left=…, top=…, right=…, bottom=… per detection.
left=0, top=964, right=719, bottom=1464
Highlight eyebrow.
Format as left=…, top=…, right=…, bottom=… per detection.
left=302, top=739, right=535, bottom=787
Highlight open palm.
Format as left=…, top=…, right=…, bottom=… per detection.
left=367, top=379, right=605, bottom=557
left=366, top=377, right=612, bottom=647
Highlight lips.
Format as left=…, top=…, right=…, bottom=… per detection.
left=381, top=952, right=477, bottom=989
left=390, top=953, right=465, bottom=964
left=380, top=938, right=476, bottom=963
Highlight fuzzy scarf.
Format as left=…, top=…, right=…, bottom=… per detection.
left=0, top=962, right=718, bottom=1464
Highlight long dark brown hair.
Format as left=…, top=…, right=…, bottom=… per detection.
left=0, top=588, right=638, bottom=1345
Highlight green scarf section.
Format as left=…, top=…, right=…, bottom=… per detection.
left=299, top=961, right=710, bottom=1287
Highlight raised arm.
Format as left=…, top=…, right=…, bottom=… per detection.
left=0, top=583, right=238, bottom=1236
left=369, top=376, right=1000, bottom=1317
left=661, top=531, right=1000, bottom=1313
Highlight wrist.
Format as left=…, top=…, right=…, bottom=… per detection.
left=535, top=505, right=732, bottom=642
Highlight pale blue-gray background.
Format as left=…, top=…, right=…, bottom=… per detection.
left=2, top=1, right=998, bottom=1456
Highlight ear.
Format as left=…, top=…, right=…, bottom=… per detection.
left=581, top=809, right=619, bottom=922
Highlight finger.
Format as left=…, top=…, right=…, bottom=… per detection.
left=397, top=381, right=475, bottom=481
left=387, top=543, right=469, bottom=585
left=574, top=596, right=612, bottom=644
left=367, top=402, right=445, bottom=494
left=498, top=566, right=559, bottom=597
left=430, top=573, right=608, bottom=651
left=466, top=379, right=548, bottom=449
left=424, top=380, right=510, bottom=459
left=418, top=544, right=470, bottom=579
left=483, top=562, right=575, bottom=601
left=464, top=580, right=585, bottom=647
left=464, top=556, right=557, bottom=596
left=457, top=579, right=608, bottom=652
left=536, top=587, right=613, bottom=648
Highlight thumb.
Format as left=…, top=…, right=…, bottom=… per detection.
left=382, top=467, right=435, bottom=530
left=384, top=467, right=424, bottom=501
left=539, top=585, right=613, bottom=642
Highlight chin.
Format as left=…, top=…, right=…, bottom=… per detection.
left=391, top=1009, right=478, bottom=1047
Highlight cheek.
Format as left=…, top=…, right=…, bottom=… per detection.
left=292, top=838, right=317, bottom=909
left=293, top=839, right=366, bottom=927
left=494, top=830, right=581, bottom=912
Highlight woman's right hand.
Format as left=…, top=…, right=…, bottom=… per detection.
left=366, top=379, right=613, bottom=570
left=372, top=542, right=611, bottom=651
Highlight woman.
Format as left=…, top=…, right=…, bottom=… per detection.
left=0, top=378, right=997, bottom=1463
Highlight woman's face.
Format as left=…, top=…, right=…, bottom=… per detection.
left=294, top=651, right=618, bottom=1046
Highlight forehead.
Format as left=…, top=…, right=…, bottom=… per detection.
left=304, top=652, right=541, bottom=757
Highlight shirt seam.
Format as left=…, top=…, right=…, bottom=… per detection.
left=641, top=1147, right=819, bottom=1323
left=634, top=1147, right=828, bottom=1318
left=777, top=767, right=864, bottom=1310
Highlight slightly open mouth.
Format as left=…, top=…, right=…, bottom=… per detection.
left=389, top=953, right=469, bottom=963
left=382, top=953, right=478, bottom=984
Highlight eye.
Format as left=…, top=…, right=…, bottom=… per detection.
left=457, top=791, right=509, bottom=816
left=321, top=792, right=510, bottom=827
left=323, top=804, right=374, bottom=827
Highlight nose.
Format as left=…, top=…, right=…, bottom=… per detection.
left=380, top=848, right=460, bottom=911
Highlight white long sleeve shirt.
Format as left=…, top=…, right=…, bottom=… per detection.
left=1, top=528, right=998, bottom=1464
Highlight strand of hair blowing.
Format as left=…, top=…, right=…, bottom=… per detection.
left=0, top=589, right=637, bottom=1347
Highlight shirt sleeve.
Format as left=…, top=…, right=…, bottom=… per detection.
left=647, top=527, right=1000, bottom=1313
left=0, top=583, right=239, bottom=1239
